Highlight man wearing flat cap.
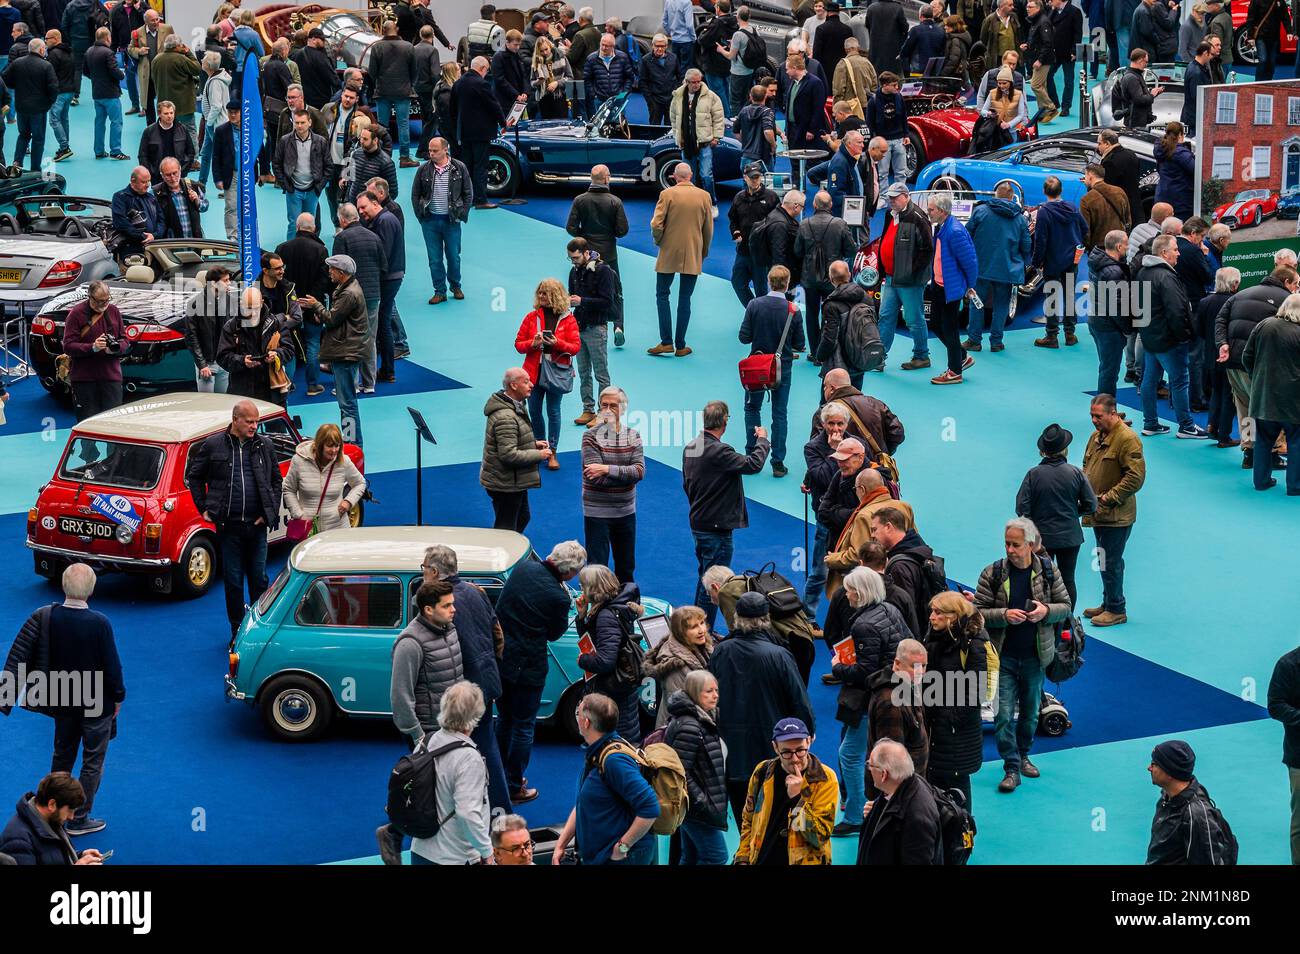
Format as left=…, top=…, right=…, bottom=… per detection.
left=727, top=161, right=780, bottom=305
left=299, top=254, right=370, bottom=446
left=1146, top=740, right=1238, bottom=865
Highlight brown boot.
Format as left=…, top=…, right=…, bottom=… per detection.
left=1082, top=605, right=1104, bottom=619
left=574, top=410, right=596, bottom=425
left=1034, top=335, right=1059, bottom=349
left=1064, top=333, right=1079, bottom=346
left=547, top=456, right=560, bottom=471
left=1090, top=611, right=1128, bottom=627
left=646, top=343, right=674, bottom=355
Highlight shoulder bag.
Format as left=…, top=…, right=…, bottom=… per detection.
left=739, top=301, right=797, bottom=391
left=286, top=458, right=336, bottom=543
left=536, top=313, right=576, bottom=394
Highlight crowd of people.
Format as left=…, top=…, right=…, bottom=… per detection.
left=3, top=0, right=1300, bottom=870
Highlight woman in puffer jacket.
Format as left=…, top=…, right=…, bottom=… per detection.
left=923, top=590, right=990, bottom=812
left=1153, top=121, right=1196, bottom=220
left=642, top=605, right=713, bottom=727
left=575, top=564, right=644, bottom=742
left=665, top=671, right=728, bottom=865
left=830, top=566, right=913, bottom=835
left=281, top=423, right=366, bottom=533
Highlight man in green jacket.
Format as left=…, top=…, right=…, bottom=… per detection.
left=480, top=368, right=552, bottom=532
left=150, top=33, right=202, bottom=145
left=1243, top=298, right=1300, bottom=495
left=1081, top=393, right=1146, bottom=627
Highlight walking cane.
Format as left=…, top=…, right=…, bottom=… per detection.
left=803, top=487, right=810, bottom=583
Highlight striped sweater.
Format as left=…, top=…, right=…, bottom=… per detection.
left=581, top=423, right=645, bottom=518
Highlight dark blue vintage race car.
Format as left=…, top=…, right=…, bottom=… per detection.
left=485, top=93, right=745, bottom=198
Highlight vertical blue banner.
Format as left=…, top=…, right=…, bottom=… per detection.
left=240, top=56, right=263, bottom=284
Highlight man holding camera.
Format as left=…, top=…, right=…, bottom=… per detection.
left=61, top=280, right=126, bottom=421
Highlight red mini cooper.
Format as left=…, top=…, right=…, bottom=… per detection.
left=26, top=393, right=365, bottom=597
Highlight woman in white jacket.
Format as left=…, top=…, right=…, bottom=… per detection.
left=282, top=423, right=366, bottom=533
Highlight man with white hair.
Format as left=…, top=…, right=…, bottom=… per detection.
left=973, top=517, right=1072, bottom=793
left=481, top=367, right=552, bottom=531
left=670, top=67, right=725, bottom=209
left=449, top=54, right=506, bottom=209
left=1134, top=234, right=1209, bottom=439
left=640, top=33, right=678, bottom=123
left=332, top=201, right=386, bottom=391
left=496, top=540, right=587, bottom=803
left=299, top=254, right=369, bottom=444
left=2, top=34, right=55, bottom=170
left=186, top=400, right=284, bottom=638
left=649, top=162, right=714, bottom=356
left=876, top=181, right=934, bottom=370
left=150, top=31, right=201, bottom=142
left=197, top=50, right=231, bottom=186
left=857, top=739, right=942, bottom=864
left=276, top=213, right=331, bottom=396
left=153, top=155, right=207, bottom=239
left=1242, top=291, right=1300, bottom=495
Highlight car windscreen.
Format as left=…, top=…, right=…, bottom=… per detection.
left=257, top=565, right=293, bottom=615
left=59, top=437, right=164, bottom=491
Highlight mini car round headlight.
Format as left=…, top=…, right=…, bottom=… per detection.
left=115, top=524, right=134, bottom=544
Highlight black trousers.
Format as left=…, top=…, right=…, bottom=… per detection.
left=584, top=514, right=636, bottom=583
left=789, top=636, right=815, bottom=686
left=803, top=282, right=827, bottom=357
left=726, top=777, right=750, bottom=831
left=1046, top=544, right=1080, bottom=609
left=461, top=139, right=491, bottom=203
left=646, top=96, right=671, bottom=125
left=931, top=291, right=965, bottom=375
left=416, top=89, right=435, bottom=157
left=324, top=163, right=344, bottom=227
left=72, top=380, right=123, bottom=421
left=489, top=489, right=531, bottom=533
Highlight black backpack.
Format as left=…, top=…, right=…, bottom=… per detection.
left=738, top=28, right=767, bottom=70
left=987, top=556, right=1087, bottom=683
left=889, top=551, right=949, bottom=610
left=1111, top=73, right=1130, bottom=123
left=806, top=220, right=831, bottom=288
left=840, top=300, right=885, bottom=372
left=609, top=606, right=646, bottom=692
left=921, top=777, right=977, bottom=865
left=1197, top=790, right=1239, bottom=866
left=385, top=736, right=475, bottom=838
left=743, top=562, right=806, bottom=619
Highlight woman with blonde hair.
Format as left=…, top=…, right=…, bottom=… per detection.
left=433, top=61, right=462, bottom=152
left=575, top=564, right=644, bottom=741
left=923, top=590, right=989, bottom=810
left=643, top=605, right=713, bottom=726
left=282, top=423, right=366, bottom=536
left=514, top=278, right=580, bottom=469
left=665, top=669, right=727, bottom=864
left=530, top=36, right=573, bottom=119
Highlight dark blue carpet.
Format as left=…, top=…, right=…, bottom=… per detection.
left=0, top=454, right=1264, bottom=863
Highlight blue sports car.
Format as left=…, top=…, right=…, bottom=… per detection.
left=914, top=127, right=1162, bottom=221
left=485, top=93, right=745, bottom=198
left=1277, top=188, right=1300, bottom=220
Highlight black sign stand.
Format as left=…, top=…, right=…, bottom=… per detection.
left=407, top=406, right=437, bottom=526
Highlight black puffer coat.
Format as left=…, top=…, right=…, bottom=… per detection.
left=576, top=583, right=641, bottom=699
left=497, top=559, right=573, bottom=688
left=1214, top=275, right=1291, bottom=371
left=664, top=690, right=728, bottom=829
left=923, top=612, right=988, bottom=776
left=832, top=600, right=913, bottom=726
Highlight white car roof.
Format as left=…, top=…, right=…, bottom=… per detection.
left=74, top=393, right=285, bottom=444
left=290, top=527, right=532, bottom=575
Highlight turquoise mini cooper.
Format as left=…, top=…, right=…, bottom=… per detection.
left=225, top=526, right=670, bottom=742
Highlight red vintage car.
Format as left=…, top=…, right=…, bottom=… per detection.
left=1213, top=188, right=1279, bottom=229
left=1232, top=5, right=1298, bottom=65
left=899, top=77, right=1037, bottom=181
left=26, top=393, right=365, bottom=598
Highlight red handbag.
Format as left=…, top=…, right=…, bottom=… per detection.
left=738, top=301, right=798, bottom=391
left=286, top=459, right=336, bottom=544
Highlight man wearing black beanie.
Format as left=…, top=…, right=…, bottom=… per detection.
left=1145, top=740, right=1238, bottom=865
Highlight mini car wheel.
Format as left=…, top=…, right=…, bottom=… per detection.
left=486, top=148, right=520, bottom=198
left=558, top=681, right=585, bottom=743
left=173, top=534, right=217, bottom=599
left=1039, top=710, right=1070, bottom=737
left=905, top=128, right=926, bottom=182
left=260, top=675, right=334, bottom=742
left=655, top=150, right=683, bottom=190
left=1234, top=30, right=1259, bottom=66
left=347, top=499, right=365, bottom=528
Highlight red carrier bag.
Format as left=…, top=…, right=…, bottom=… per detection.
left=738, top=301, right=797, bottom=391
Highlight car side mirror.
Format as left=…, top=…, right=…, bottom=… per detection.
left=291, top=415, right=303, bottom=429
left=1007, top=151, right=1021, bottom=165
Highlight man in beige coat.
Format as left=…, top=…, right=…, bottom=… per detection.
left=648, top=163, right=713, bottom=357
left=825, top=468, right=914, bottom=598
left=668, top=68, right=726, bottom=208
left=831, top=38, right=877, bottom=119
left=127, top=8, right=174, bottom=124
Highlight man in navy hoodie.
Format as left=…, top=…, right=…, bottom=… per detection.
left=0, top=774, right=103, bottom=864
left=865, top=73, right=907, bottom=186
left=1032, top=175, right=1086, bottom=348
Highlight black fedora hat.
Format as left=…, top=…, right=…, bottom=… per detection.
left=1037, top=423, right=1073, bottom=455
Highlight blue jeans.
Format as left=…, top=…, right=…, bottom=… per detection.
left=656, top=271, right=698, bottom=349
left=877, top=138, right=908, bottom=186
left=420, top=214, right=462, bottom=294
left=528, top=385, right=564, bottom=452
left=496, top=678, right=545, bottom=792
left=744, top=359, right=792, bottom=463
left=730, top=249, right=767, bottom=305
left=1256, top=38, right=1279, bottom=81
left=93, top=97, right=123, bottom=156
left=670, top=41, right=694, bottom=81
left=1046, top=62, right=1075, bottom=113
left=218, top=520, right=269, bottom=635
left=49, top=92, right=74, bottom=150
left=969, top=279, right=1012, bottom=346
left=878, top=277, right=928, bottom=359
left=704, top=72, right=729, bottom=114
left=471, top=711, right=513, bottom=814
left=693, top=529, right=734, bottom=629
left=376, top=97, right=411, bottom=156
left=839, top=717, right=870, bottom=823
left=198, top=121, right=216, bottom=184
left=119, top=51, right=139, bottom=109
left=301, top=320, right=322, bottom=389
left=1254, top=420, right=1300, bottom=493
left=995, top=653, right=1045, bottom=773
left=377, top=278, right=401, bottom=377
left=284, top=188, right=319, bottom=239
left=15, top=111, right=47, bottom=171
left=1141, top=344, right=1192, bottom=430
left=332, top=359, right=361, bottom=446
left=687, top=144, right=716, bottom=204
left=1091, top=325, right=1127, bottom=397
left=1092, top=524, right=1131, bottom=614
left=803, top=522, right=830, bottom=615
left=679, top=818, right=728, bottom=864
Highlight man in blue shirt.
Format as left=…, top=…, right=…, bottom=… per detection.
left=552, top=693, right=660, bottom=864
left=661, top=0, right=696, bottom=82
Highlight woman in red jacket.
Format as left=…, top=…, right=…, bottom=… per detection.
left=514, top=278, right=580, bottom=470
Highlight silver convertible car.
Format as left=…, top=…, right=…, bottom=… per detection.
left=1089, top=63, right=1188, bottom=132
left=0, top=195, right=119, bottom=322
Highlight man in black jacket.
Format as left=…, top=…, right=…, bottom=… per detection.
left=639, top=34, right=678, bottom=124
left=1267, top=644, right=1300, bottom=864
left=137, top=100, right=195, bottom=181
left=857, top=740, right=942, bottom=865
left=333, top=203, right=387, bottom=391
left=1174, top=217, right=1213, bottom=411
left=110, top=165, right=164, bottom=259
left=752, top=189, right=804, bottom=288
left=412, top=136, right=473, bottom=305
left=1097, top=129, right=1144, bottom=225
left=739, top=264, right=806, bottom=475
left=490, top=29, right=528, bottom=118
left=369, top=20, right=417, bottom=166
left=1046, top=0, right=1081, bottom=117
left=186, top=398, right=284, bottom=639
left=811, top=1, right=854, bottom=83
left=275, top=216, right=330, bottom=396
left=1116, top=48, right=1163, bottom=128
left=291, top=28, right=339, bottom=109
left=1087, top=231, right=1133, bottom=398
left=1023, top=0, right=1057, bottom=122
left=273, top=109, right=327, bottom=241
left=816, top=261, right=869, bottom=385
left=683, top=400, right=770, bottom=627
left=85, top=27, right=126, bottom=159
left=871, top=506, right=939, bottom=621
left=1132, top=0, right=1180, bottom=63
left=566, top=165, right=629, bottom=338
left=450, top=56, right=507, bottom=209
left=44, top=28, right=74, bottom=160
left=566, top=238, right=617, bottom=425
left=728, top=163, right=780, bottom=304
left=1145, top=740, right=1235, bottom=864
left=2, top=35, right=55, bottom=170
left=863, top=0, right=909, bottom=74
left=1181, top=40, right=1212, bottom=129
left=0, top=774, right=103, bottom=864
left=1135, top=235, right=1208, bottom=438
left=212, top=103, right=241, bottom=240
left=153, top=156, right=205, bottom=238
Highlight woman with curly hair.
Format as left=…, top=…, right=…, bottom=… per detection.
left=514, top=278, right=580, bottom=469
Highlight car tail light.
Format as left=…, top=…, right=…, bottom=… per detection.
left=29, top=316, right=56, bottom=335
left=27, top=508, right=38, bottom=538
left=144, top=523, right=163, bottom=554
left=228, top=652, right=240, bottom=678
left=124, top=324, right=184, bottom=343
left=36, top=260, right=82, bottom=288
